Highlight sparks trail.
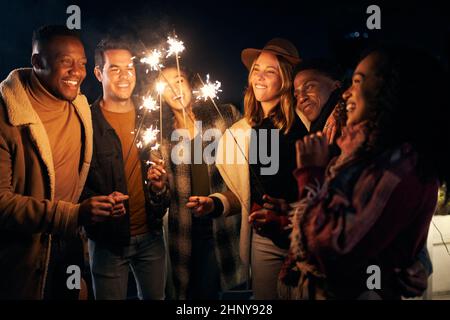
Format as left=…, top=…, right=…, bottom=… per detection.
left=196, top=73, right=266, bottom=198
left=194, top=74, right=222, bottom=101
left=167, top=34, right=187, bottom=128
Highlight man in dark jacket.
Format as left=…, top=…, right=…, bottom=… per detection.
left=80, top=37, right=168, bottom=299
left=293, top=59, right=343, bottom=143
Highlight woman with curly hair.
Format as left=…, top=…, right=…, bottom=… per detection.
left=279, top=46, right=449, bottom=299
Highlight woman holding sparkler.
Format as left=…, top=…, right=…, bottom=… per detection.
left=147, top=64, right=245, bottom=300
left=187, top=38, right=307, bottom=299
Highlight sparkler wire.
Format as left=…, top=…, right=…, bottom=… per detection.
left=195, top=73, right=266, bottom=197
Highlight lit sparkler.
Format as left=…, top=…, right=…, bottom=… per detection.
left=195, top=74, right=222, bottom=101
left=140, top=49, right=164, bottom=71
left=151, top=142, right=160, bottom=151
left=155, top=80, right=167, bottom=143
left=166, top=36, right=185, bottom=58
left=166, top=35, right=186, bottom=128
left=155, top=81, right=167, bottom=95
left=196, top=73, right=266, bottom=197
left=140, top=95, right=159, bottom=112
left=137, top=125, right=160, bottom=151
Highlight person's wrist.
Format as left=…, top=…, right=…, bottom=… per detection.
left=209, top=196, right=223, bottom=217
left=151, top=183, right=167, bottom=195
left=208, top=197, right=215, bottom=212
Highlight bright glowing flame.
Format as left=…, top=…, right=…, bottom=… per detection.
left=155, top=81, right=167, bottom=95
left=138, top=125, right=160, bottom=150
left=151, top=142, right=160, bottom=151
left=195, top=74, right=222, bottom=101
left=140, top=95, right=159, bottom=111
left=166, top=36, right=185, bottom=57
left=140, top=49, right=163, bottom=71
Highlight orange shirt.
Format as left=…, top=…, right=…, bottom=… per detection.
left=26, top=72, right=82, bottom=202
left=101, top=106, right=149, bottom=236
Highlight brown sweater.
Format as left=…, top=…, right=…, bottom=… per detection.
left=25, top=72, right=82, bottom=202
left=101, top=107, right=148, bottom=236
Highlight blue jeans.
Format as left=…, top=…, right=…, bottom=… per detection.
left=88, top=231, right=166, bottom=300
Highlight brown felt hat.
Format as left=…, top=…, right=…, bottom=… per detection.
left=241, top=38, right=301, bottom=70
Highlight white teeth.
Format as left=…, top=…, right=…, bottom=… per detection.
left=346, top=103, right=356, bottom=112
left=63, top=80, right=78, bottom=86
left=255, top=85, right=266, bottom=89
left=117, top=84, right=129, bottom=88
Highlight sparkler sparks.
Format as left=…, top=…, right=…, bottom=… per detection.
left=155, top=81, right=167, bottom=95
left=140, top=49, right=164, bottom=71
left=137, top=125, right=160, bottom=150
left=166, top=36, right=185, bottom=58
left=140, top=95, right=159, bottom=112
left=143, top=126, right=159, bottom=145
left=166, top=34, right=187, bottom=127
left=151, top=142, right=160, bottom=151
left=155, top=80, right=166, bottom=143
left=195, top=74, right=222, bottom=101
left=134, top=35, right=187, bottom=155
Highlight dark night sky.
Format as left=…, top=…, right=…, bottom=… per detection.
left=1, top=0, right=449, bottom=109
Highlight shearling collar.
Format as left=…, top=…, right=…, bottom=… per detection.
left=0, top=68, right=92, bottom=201
left=0, top=68, right=90, bottom=127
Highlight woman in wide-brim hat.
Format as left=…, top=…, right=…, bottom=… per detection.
left=188, top=38, right=308, bottom=299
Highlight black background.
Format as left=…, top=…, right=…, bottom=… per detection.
left=1, top=0, right=448, bottom=109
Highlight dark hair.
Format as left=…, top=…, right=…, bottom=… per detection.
left=157, top=61, right=195, bottom=86
left=294, top=58, right=343, bottom=81
left=341, top=46, right=449, bottom=194
left=95, top=36, right=135, bottom=69
left=32, top=25, right=81, bottom=52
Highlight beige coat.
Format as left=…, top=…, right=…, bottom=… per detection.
left=214, top=118, right=253, bottom=269
left=0, top=68, right=92, bottom=299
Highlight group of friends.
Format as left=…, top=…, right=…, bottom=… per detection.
left=0, top=25, right=448, bottom=300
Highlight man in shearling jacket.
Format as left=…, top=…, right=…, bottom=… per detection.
left=0, top=25, right=126, bottom=299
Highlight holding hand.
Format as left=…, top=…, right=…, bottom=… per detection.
left=147, top=159, right=167, bottom=192
left=249, top=195, right=291, bottom=237
left=79, top=195, right=115, bottom=225
left=186, top=196, right=215, bottom=217
left=79, top=192, right=129, bottom=226
left=323, top=109, right=338, bottom=144
left=261, top=194, right=291, bottom=213
left=296, top=132, right=329, bottom=169
left=109, top=191, right=129, bottom=217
